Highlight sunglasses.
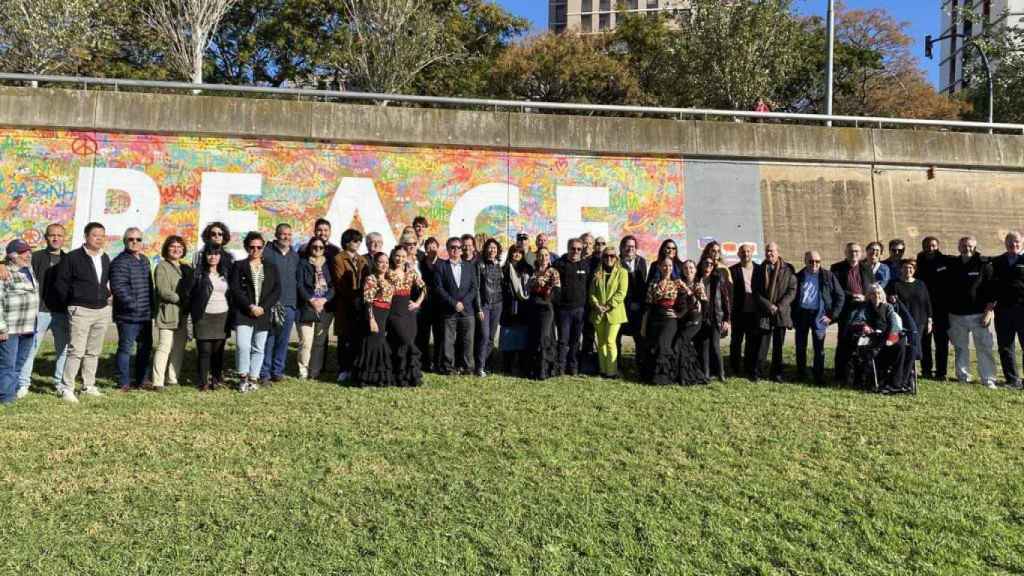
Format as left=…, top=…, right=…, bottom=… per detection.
left=209, top=231, right=223, bottom=237
left=310, top=245, right=325, bottom=251
left=604, top=254, right=617, bottom=258
left=570, top=247, right=583, bottom=252
left=247, top=245, right=264, bottom=251
left=126, top=237, right=143, bottom=243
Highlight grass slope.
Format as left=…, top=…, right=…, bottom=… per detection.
left=2, top=348, right=1024, bottom=575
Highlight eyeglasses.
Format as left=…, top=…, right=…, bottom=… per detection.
left=449, top=244, right=462, bottom=250
left=247, top=245, right=264, bottom=251
left=570, top=246, right=582, bottom=252
left=310, top=245, right=325, bottom=251
left=604, top=254, right=617, bottom=259
left=666, top=246, right=677, bottom=251
left=126, top=237, right=143, bottom=243
left=209, top=231, right=223, bottom=238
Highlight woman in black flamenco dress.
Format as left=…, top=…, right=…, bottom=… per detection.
left=526, top=248, right=561, bottom=380
left=352, top=252, right=394, bottom=387
left=386, top=246, right=426, bottom=387
left=674, top=259, right=709, bottom=386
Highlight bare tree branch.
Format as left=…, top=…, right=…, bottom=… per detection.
left=143, top=0, right=237, bottom=84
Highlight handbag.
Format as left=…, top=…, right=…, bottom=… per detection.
left=271, top=302, right=286, bottom=329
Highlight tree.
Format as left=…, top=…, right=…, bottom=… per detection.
left=488, top=33, right=643, bottom=105
left=144, top=0, right=238, bottom=84
left=673, top=0, right=805, bottom=110
left=962, top=18, right=1024, bottom=123
left=608, top=12, right=678, bottom=106
left=411, top=0, right=529, bottom=97
left=339, top=0, right=459, bottom=94
left=0, top=0, right=118, bottom=76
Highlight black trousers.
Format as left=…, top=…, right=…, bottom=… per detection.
left=557, top=307, right=585, bottom=374
left=441, top=314, right=475, bottom=373
left=197, top=338, right=226, bottom=387
left=793, top=308, right=826, bottom=382
left=694, top=323, right=724, bottom=380
left=995, top=305, right=1024, bottom=385
left=729, top=311, right=758, bottom=377
left=755, top=326, right=786, bottom=379
left=920, top=316, right=949, bottom=378
left=415, top=307, right=434, bottom=371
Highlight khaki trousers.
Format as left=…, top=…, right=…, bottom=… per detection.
left=62, top=305, right=111, bottom=392
left=298, top=312, right=333, bottom=379
left=151, top=326, right=187, bottom=387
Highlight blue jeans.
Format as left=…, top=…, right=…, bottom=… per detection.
left=475, top=302, right=502, bottom=372
left=19, top=310, right=69, bottom=391
left=116, top=321, right=153, bottom=387
left=260, top=305, right=296, bottom=380
left=236, top=324, right=269, bottom=380
left=1, top=334, right=34, bottom=404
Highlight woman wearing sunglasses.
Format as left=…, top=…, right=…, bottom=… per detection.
left=229, top=232, right=281, bottom=393
left=589, top=247, right=628, bottom=378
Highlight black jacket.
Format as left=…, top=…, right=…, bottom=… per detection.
left=988, top=253, right=1024, bottom=309
left=729, top=262, right=756, bottom=318
left=477, top=259, right=503, bottom=307
left=947, top=254, right=993, bottom=315
left=297, top=259, right=336, bottom=324
left=621, top=256, right=648, bottom=306
left=433, top=259, right=479, bottom=317
left=190, top=267, right=233, bottom=332
left=31, top=248, right=65, bottom=313
left=229, top=260, right=282, bottom=330
left=53, top=247, right=111, bottom=310
left=701, top=268, right=732, bottom=327
left=916, top=251, right=953, bottom=315
left=793, top=267, right=845, bottom=324
left=500, top=261, right=534, bottom=325
left=830, top=259, right=874, bottom=320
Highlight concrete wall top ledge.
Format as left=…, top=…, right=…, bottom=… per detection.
left=0, top=86, right=1022, bottom=170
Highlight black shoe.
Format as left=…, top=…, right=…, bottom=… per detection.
left=771, top=374, right=784, bottom=383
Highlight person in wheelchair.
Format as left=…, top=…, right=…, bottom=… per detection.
left=845, top=283, right=913, bottom=393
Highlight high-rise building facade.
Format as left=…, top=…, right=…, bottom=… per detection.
left=939, top=0, right=1024, bottom=93
left=549, top=0, right=690, bottom=34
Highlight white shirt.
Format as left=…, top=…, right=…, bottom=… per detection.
left=623, top=257, right=637, bottom=273
left=86, top=248, right=104, bottom=286
left=450, top=260, right=462, bottom=289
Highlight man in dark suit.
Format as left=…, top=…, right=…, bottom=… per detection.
left=616, top=235, right=647, bottom=373
left=433, top=236, right=479, bottom=375
left=830, top=242, right=874, bottom=379
left=751, top=242, right=796, bottom=382
left=729, top=242, right=758, bottom=377
left=987, top=231, right=1024, bottom=388
left=793, top=250, right=844, bottom=385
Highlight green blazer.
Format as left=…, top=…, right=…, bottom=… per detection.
left=590, top=265, right=628, bottom=325
left=154, top=260, right=193, bottom=330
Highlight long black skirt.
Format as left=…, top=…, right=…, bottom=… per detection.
left=645, top=311, right=678, bottom=385
left=388, top=294, right=422, bottom=387
left=353, top=307, right=393, bottom=387
left=527, top=300, right=559, bottom=380
left=675, top=320, right=708, bottom=386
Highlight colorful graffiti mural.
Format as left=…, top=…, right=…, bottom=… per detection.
left=0, top=128, right=700, bottom=259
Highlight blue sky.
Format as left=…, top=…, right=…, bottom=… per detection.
left=494, top=1, right=941, bottom=85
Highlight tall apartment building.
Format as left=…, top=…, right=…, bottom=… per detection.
left=549, top=0, right=690, bottom=34
left=939, top=0, right=1024, bottom=93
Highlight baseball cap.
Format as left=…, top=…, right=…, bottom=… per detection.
left=516, top=233, right=529, bottom=241
left=5, top=239, right=30, bottom=255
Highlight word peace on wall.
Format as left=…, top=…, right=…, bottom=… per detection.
left=0, top=129, right=690, bottom=258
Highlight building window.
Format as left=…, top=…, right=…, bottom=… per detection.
left=582, top=0, right=592, bottom=13
left=581, top=14, right=593, bottom=32
left=600, top=0, right=611, bottom=11
left=599, top=12, right=610, bottom=29
left=627, top=0, right=639, bottom=9
left=647, top=0, right=659, bottom=9
left=554, top=4, right=567, bottom=25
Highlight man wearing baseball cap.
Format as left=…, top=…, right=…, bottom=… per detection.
left=0, top=239, right=40, bottom=405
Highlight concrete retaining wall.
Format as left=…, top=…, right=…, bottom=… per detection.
left=1, top=86, right=1022, bottom=263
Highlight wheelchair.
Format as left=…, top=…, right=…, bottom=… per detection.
left=846, top=329, right=917, bottom=395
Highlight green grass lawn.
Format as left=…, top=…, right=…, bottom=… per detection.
left=2, top=345, right=1024, bottom=575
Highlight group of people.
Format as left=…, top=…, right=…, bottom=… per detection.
left=2, top=215, right=1024, bottom=404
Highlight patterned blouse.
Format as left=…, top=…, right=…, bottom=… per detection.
left=647, top=277, right=684, bottom=308
left=386, top=269, right=426, bottom=296
left=363, top=274, right=394, bottom=308
left=527, top=266, right=561, bottom=298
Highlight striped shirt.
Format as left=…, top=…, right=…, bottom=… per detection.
left=0, top=266, right=40, bottom=335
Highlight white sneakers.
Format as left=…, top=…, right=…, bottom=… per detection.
left=985, top=381, right=998, bottom=390
left=82, top=387, right=103, bottom=397
left=60, top=390, right=79, bottom=404
left=15, top=387, right=29, bottom=399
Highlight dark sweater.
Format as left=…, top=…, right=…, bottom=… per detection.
left=554, top=258, right=590, bottom=309
left=988, top=253, right=1024, bottom=309
left=53, top=247, right=111, bottom=310
left=947, top=254, right=993, bottom=316
left=891, top=280, right=932, bottom=332
left=31, top=248, right=65, bottom=313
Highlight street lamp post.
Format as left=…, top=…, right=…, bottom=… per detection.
left=826, top=0, right=835, bottom=127
left=926, top=33, right=995, bottom=128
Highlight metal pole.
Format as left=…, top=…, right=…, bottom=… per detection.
left=826, top=0, right=835, bottom=127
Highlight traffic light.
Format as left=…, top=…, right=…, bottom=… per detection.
left=925, top=35, right=934, bottom=59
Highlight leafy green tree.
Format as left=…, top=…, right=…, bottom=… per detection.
left=488, top=32, right=643, bottom=105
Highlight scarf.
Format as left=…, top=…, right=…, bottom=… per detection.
left=508, top=263, right=529, bottom=301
